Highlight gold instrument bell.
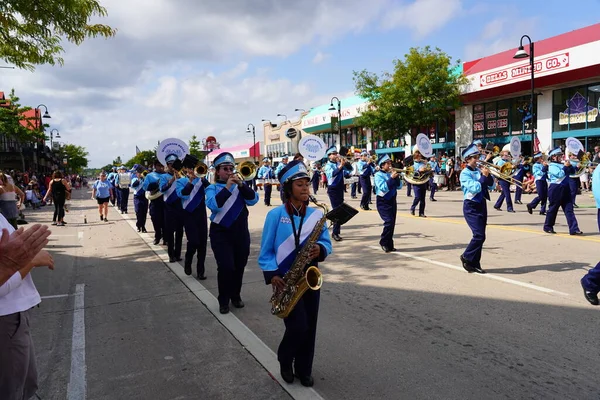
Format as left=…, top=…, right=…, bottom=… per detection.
left=234, top=161, right=258, bottom=181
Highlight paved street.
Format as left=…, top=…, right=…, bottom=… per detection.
left=27, top=186, right=600, bottom=400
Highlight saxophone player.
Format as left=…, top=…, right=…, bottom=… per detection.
left=258, top=160, right=332, bottom=387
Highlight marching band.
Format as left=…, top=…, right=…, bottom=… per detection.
left=87, top=133, right=600, bottom=387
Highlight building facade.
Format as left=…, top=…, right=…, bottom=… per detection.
left=262, top=119, right=300, bottom=164
left=459, top=23, right=600, bottom=156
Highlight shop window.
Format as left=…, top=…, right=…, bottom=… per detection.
left=473, top=104, right=485, bottom=139
left=484, top=102, right=497, bottom=138
left=496, top=100, right=510, bottom=137
left=510, top=95, right=532, bottom=135
left=587, top=84, right=600, bottom=130
left=553, top=88, right=570, bottom=132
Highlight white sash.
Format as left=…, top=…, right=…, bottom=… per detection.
left=182, top=179, right=204, bottom=209
left=213, top=186, right=240, bottom=224
left=275, top=209, right=323, bottom=266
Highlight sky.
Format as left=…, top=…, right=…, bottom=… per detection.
left=0, top=0, right=597, bottom=167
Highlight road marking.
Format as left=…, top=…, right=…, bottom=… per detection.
left=118, top=212, right=323, bottom=400
left=399, top=213, right=600, bottom=243
left=68, top=283, right=86, bottom=400
left=41, top=293, right=71, bottom=299
left=368, top=246, right=570, bottom=297
left=78, top=231, right=84, bottom=241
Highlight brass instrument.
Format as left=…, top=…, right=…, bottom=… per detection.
left=403, top=163, right=433, bottom=185
left=195, top=161, right=208, bottom=178
left=234, top=161, right=258, bottom=182
left=270, top=195, right=326, bottom=318
left=141, top=170, right=149, bottom=178
left=477, top=161, right=523, bottom=189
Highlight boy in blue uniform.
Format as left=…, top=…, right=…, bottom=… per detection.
left=526, top=153, right=548, bottom=215
left=160, top=155, right=185, bottom=262
left=143, top=160, right=166, bottom=244
left=258, top=160, right=332, bottom=387
left=206, top=152, right=259, bottom=314
left=374, top=154, right=402, bottom=252
left=357, top=151, right=375, bottom=210
left=176, top=162, right=210, bottom=279
left=131, top=166, right=148, bottom=233
left=459, top=144, right=494, bottom=274
left=410, top=146, right=428, bottom=217
left=323, top=146, right=350, bottom=241
left=543, top=148, right=582, bottom=235
left=257, top=158, right=274, bottom=206
left=493, top=151, right=515, bottom=213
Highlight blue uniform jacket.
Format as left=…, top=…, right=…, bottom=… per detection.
left=130, top=176, right=145, bottom=198
left=160, top=173, right=180, bottom=204
left=258, top=205, right=332, bottom=284
left=143, top=171, right=164, bottom=192
left=206, top=182, right=259, bottom=228
left=548, top=162, right=573, bottom=186
left=257, top=166, right=274, bottom=179
left=357, top=160, right=375, bottom=177
left=324, top=161, right=349, bottom=188
left=460, top=166, right=494, bottom=203
left=274, top=163, right=287, bottom=181
left=374, top=170, right=402, bottom=200
left=532, top=162, right=548, bottom=181
left=176, top=176, right=209, bottom=212
left=593, top=167, right=600, bottom=208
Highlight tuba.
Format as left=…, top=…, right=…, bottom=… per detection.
left=402, top=133, right=434, bottom=185
left=270, top=195, right=326, bottom=318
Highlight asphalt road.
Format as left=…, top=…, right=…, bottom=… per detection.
left=26, top=185, right=600, bottom=400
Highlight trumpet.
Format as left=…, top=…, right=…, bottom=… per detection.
left=141, top=170, right=149, bottom=178
left=477, top=161, right=523, bottom=189
left=232, top=161, right=258, bottom=185
left=195, top=162, right=208, bottom=178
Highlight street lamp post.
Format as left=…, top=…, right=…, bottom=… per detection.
left=513, top=35, right=536, bottom=151
left=294, top=108, right=306, bottom=112
left=246, top=123, right=256, bottom=162
left=49, top=128, right=60, bottom=149
left=329, top=97, right=342, bottom=145
left=277, top=113, right=288, bottom=125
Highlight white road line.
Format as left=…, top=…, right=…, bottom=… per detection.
left=368, top=246, right=570, bottom=297
left=41, top=293, right=71, bottom=299
left=78, top=231, right=84, bottom=241
left=67, top=283, right=87, bottom=400
left=119, top=211, right=323, bottom=400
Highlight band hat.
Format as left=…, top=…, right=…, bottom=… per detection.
left=461, top=143, right=480, bottom=159
left=473, top=140, right=483, bottom=146
left=278, top=159, right=309, bottom=183
left=153, top=159, right=163, bottom=166
left=262, top=157, right=270, bottom=162
left=326, top=146, right=338, bottom=156
left=377, top=154, right=391, bottom=166
left=549, top=147, right=563, bottom=157
left=360, top=151, right=368, bottom=156
left=214, top=152, right=235, bottom=167
left=165, top=154, right=179, bottom=164
left=281, top=154, right=290, bottom=159
left=533, top=152, right=543, bottom=159
left=112, top=166, right=117, bottom=170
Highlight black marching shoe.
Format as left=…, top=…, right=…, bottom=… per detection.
left=184, top=263, right=192, bottom=275
left=162, top=241, right=168, bottom=246
left=169, top=256, right=176, bottom=263
left=280, top=365, right=294, bottom=384
left=410, top=210, right=415, bottom=216
left=294, top=373, right=314, bottom=387
left=430, top=198, right=437, bottom=202
left=581, top=280, right=599, bottom=305
left=472, top=266, right=487, bottom=274
left=460, top=255, right=477, bottom=273
left=539, top=211, right=546, bottom=215
left=526, top=204, right=533, bottom=214
left=231, top=299, right=245, bottom=308
left=197, top=267, right=207, bottom=280
left=137, top=227, right=141, bottom=232
left=494, top=207, right=502, bottom=211
left=219, top=305, right=230, bottom=314
left=153, top=238, right=160, bottom=245
left=515, top=200, right=523, bottom=205
left=419, top=214, right=427, bottom=218
left=176, top=257, right=183, bottom=262
left=544, top=228, right=556, bottom=234
left=570, top=230, right=583, bottom=236
left=332, top=234, right=343, bottom=242
left=141, top=227, right=147, bottom=233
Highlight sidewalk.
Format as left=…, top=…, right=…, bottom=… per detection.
left=26, top=188, right=295, bottom=400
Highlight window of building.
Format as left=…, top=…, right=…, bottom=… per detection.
left=552, top=83, right=600, bottom=132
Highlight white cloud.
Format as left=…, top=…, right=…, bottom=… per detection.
left=381, top=0, right=463, bottom=38
left=312, top=52, right=330, bottom=64
left=464, top=16, right=540, bottom=61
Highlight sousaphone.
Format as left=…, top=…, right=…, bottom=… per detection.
left=403, top=133, right=434, bottom=185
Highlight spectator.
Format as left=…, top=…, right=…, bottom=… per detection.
left=0, top=173, right=25, bottom=229
left=43, top=171, right=70, bottom=226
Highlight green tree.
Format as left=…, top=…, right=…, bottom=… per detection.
left=0, top=89, right=46, bottom=170
left=353, top=46, right=467, bottom=141
left=0, top=0, right=117, bottom=70
left=112, top=156, right=122, bottom=166
left=125, top=150, right=156, bottom=169
left=189, top=135, right=207, bottom=159
left=60, top=143, right=89, bottom=173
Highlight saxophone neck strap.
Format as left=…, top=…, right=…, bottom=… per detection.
left=286, top=201, right=306, bottom=250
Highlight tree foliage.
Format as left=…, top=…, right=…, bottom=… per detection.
left=59, top=143, right=89, bottom=173
left=188, top=135, right=207, bottom=159
left=0, top=0, right=117, bottom=70
left=0, top=89, right=45, bottom=144
left=125, top=150, right=155, bottom=168
left=353, top=46, right=467, bottom=141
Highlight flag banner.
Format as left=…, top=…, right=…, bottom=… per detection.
left=135, top=146, right=141, bottom=154
left=533, top=134, right=540, bottom=153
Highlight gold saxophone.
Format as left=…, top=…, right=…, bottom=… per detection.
left=270, top=195, right=327, bottom=318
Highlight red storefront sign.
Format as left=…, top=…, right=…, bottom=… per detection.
left=480, top=52, right=570, bottom=87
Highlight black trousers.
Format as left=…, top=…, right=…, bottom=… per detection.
left=411, top=183, right=427, bottom=215
left=134, top=195, right=148, bottom=228
left=183, top=206, right=208, bottom=275
left=119, top=187, right=130, bottom=212
left=52, top=195, right=65, bottom=222
left=278, top=289, right=320, bottom=377
left=264, top=184, right=272, bottom=206
left=210, top=215, right=250, bottom=306
left=164, top=202, right=184, bottom=259
left=149, top=197, right=165, bottom=242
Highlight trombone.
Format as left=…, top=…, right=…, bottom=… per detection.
left=233, top=161, right=258, bottom=186
left=477, top=161, right=523, bottom=189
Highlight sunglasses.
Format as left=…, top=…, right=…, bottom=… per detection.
left=221, top=166, right=234, bottom=171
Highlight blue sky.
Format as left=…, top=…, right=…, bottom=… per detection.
left=2, top=0, right=598, bottom=167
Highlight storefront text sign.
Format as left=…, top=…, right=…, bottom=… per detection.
left=559, top=92, right=599, bottom=125
left=302, top=102, right=370, bottom=130
left=479, top=52, right=570, bottom=88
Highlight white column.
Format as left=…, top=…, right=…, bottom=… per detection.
left=536, top=89, right=553, bottom=153
left=455, top=105, right=473, bottom=154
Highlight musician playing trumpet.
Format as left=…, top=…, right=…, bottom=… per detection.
left=459, top=143, right=494, bottom=274
left=374, top=155, right=402, bottom=252
left=258, top=160, right=332, bottom=387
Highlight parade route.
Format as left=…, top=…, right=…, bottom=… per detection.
left=27, top=187, right=600, bottom=400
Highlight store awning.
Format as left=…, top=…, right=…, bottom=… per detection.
left=301, top=95, right=369, bottom=134
left=206, top=143, right=260, bottom=163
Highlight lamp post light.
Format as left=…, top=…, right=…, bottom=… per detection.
left=513, top=35, right=536, bottom=150
left=329, top=96, right=342, bottom=144
left=277, top=113, right=288, bottom=124
left=294, top=108, right=306, bottom=112
left=49, top=128, right=60, bottom=149
left=246, top=123, right=256, bottom=162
